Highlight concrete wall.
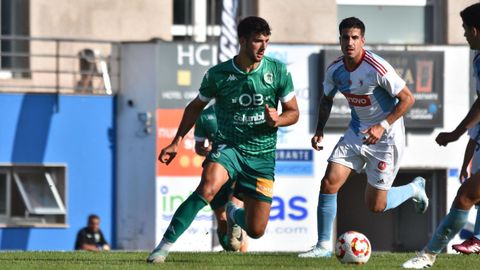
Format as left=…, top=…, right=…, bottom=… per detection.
left=30, top=0, right=172, bottom=41
left=257, top=0, right=337, bottom=44
left=0, top=93, right=115, bottom=250
left=445, top=0, right=479, bottom=44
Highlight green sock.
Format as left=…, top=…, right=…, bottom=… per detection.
left=233, top=208, right=248, bottom=231
left=217, top=231, right=229, bottom=250
left=163, top=192, right=208, bottom=243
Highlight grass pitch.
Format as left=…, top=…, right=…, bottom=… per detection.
left=1, top=251, right=480, bottom=270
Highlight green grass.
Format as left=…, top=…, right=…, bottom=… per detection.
left=1, top=251, right=480, bottom=270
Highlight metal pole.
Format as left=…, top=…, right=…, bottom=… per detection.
left=55, top=40, right=60, bottom=112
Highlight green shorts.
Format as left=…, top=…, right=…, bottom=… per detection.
left=205, top=144, right=275, bottom=205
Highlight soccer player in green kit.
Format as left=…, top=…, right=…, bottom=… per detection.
left=147, top=16, right=299, bottom=263
left=194, top=105, right=248, bottom=252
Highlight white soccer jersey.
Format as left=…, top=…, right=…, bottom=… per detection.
left=324, top=50, right=406, bottom=144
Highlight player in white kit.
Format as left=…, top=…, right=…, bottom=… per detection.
left=299, top=17, right=429, bottom=258
left=402, top=4, right=480, bottom=267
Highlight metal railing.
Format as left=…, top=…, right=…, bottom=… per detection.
left=0, top=35, right=121, bottom=95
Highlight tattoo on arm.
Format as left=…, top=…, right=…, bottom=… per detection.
left=316, top=96, right=333, bottom=133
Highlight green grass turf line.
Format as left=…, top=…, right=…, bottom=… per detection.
left=0, top=251, right=479, bottom=270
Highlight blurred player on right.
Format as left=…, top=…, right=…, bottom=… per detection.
left=403, top=3, right=480, bottom=268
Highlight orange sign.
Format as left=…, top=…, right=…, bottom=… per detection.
left=156, top=109, right=204, bottom=176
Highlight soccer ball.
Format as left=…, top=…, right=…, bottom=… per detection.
left=335, top=231, right=371, bottom=264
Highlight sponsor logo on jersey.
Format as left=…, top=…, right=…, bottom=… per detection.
left=233, top=111, right=266, bottom=125
left=343, top=93, right=371, bottom=107
left=376, top=179, right=385, bottom=184
left=232, top=93, right=265, bottom=107
left=264, top=72, right=273, bottom=84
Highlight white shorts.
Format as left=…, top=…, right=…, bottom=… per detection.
left=328, top=129, right=405, bottom=190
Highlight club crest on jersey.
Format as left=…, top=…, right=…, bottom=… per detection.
left=264, top=72, right=273, bottom=84
left=343, top=93, right=371, bottom=107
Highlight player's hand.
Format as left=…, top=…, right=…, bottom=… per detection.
left=264, top=104, right=279, bottom=127
left=158, top=143, right=178, bottom=165
left=459, top=166, right=469, bottom=184
left=435, top=131, right=460, bottom=147
left=311, top=132, right=324, bottom=151
left=361, top=124, right=384, bottom=145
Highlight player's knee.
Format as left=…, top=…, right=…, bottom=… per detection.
left=247, top=227, right=265, bottom=239
left=454, top=185, right=479, bottom=208
left=195, top=188, right=215, bottom=202
left=320, top=178, right=339, bottom=194
left=454, top=192, right=475, bottom=209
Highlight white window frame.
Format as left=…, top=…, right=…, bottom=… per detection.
left=0, top=165, right=67, bottom=227
left=13, top=170, right=66, bottom=215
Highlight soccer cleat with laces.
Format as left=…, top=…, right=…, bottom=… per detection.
left=146, top=248, right=169, bottom=264
left=452, top=237, right=480, bottom=254
left=298, top=246, right=332, bottom=258
left=226, top=201, right=243, bottom=251
left=411, top=177, right=429, bottom=214
left=402, top=250, right=436, bottom=269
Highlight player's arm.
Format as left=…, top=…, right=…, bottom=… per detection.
left=311, top=94, right=334, bottom=151
left=460, top=139, right=476, bottom=183
left=80, top=243, right=100, bottom=251
left=264, top=96, right=299, bottom=128
left=385, top=86, right=415, bottom=125
left=159, top=96, right=209, bottom=165
left=436, top=97, right=480, bottom=146
left=363, top=86, right=414, bottom=145
left=98, top=231, right=110, bottom=251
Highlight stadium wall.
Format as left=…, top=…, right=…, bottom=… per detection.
left=0, top=93, right=115, bottom=250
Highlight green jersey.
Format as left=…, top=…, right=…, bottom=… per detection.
left=194, top=105, right=217, bottom=142
left=198, top=56, right=295, bottom=157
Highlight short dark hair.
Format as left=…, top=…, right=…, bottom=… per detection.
left=339, top=17, right=365, bottom=36
left=460, top=3, right=480, bottom=29
left=237, top=16, right=271, bottom=39
left=88, top=214, right=100, bottom=223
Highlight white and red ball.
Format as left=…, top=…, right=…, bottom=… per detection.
left=335, top=231, right=371, bottom=264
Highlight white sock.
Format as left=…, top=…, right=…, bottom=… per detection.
left=316, top=240, right=331, bottom=250
left=155, top=237, right=173, bottom=251
left=410, top=182, right=418, bottom=198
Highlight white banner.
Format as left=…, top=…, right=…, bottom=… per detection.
left=218, top=0, right=239, bottom=62
left=156, top=177, right=214, bottom=251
